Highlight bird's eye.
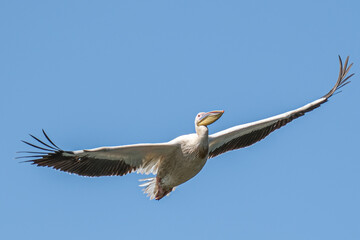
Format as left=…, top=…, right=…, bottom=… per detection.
left=198, top=114, right=200, bottom=117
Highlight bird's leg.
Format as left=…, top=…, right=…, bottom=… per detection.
left=155, top=176, right=173, bottom=200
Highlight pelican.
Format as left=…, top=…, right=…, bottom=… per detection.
left=19, top=56, right=354, bottom=200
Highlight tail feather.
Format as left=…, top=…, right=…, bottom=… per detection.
left=139, top=177, right=175, bottom=200
left=139, top=177, right=158, bottom=200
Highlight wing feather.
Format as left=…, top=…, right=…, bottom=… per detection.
left=208, top=56, right=354, bottom=158
left=19, top=131, right=176, bottom=177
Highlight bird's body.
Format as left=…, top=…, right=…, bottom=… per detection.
left=165, top=127, right=209, bottom=184
left=19, top=56, right=354, bottom=200
left=130, top=125, right=212, bottom=199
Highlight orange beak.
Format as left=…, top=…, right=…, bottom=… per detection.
left=197, top=110, right=224, bottom=126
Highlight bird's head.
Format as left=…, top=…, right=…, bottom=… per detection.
left=195, top=110, right=224, bottom=126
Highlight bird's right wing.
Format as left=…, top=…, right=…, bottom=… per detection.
left=18, top=130, right=177, bottom=177
left=208, top=56, right=354, bottom=158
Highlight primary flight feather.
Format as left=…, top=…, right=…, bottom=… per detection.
left=19, top=56, right=354, bottom=200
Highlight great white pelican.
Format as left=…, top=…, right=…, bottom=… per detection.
left=19, top=56, right=354, bottom=200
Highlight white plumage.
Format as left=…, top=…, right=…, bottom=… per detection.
left=19, top=56, right=354, bottom=200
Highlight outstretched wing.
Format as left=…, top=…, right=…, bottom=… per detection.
left=208, top=56, right=354, bottom=158
left=18, top=130, right=176, bottom=177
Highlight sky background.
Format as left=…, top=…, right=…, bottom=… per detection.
left=1, top=1, right=360, bottom=239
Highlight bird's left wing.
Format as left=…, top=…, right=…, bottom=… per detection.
left=18, top=130, right=176, bottom=176
left=208, top=56, right=354, bottom=158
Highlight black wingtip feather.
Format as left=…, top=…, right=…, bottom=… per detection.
left=21, top=140, right=53, bottom=152
left=17, top=151, right=51, bottom=154
left=18, top=131, right=138, bottom=177
left=16, top=155, right=48, bottom=159
left=29, top=134, right=58, bottom=150
left=323, top=56, right=354, bottom=99
left=18, top=130, right=63, bottom=160
left=42, top=129, right=61, bottom=150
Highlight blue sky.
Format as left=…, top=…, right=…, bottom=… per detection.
left=1, top=1, right=360, bottom=239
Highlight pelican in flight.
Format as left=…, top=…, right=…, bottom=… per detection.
left=19, top=56, right=354, bottom=200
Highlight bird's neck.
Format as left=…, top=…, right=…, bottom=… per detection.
left=195, top=125, right=209, bottom=139
left=195, top=125, right=209, bottom=158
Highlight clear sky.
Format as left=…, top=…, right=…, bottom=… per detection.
left=1, top=1, right=360, bottom=239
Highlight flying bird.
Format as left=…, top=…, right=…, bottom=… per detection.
left=19, top=56, right=354, bottom=200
